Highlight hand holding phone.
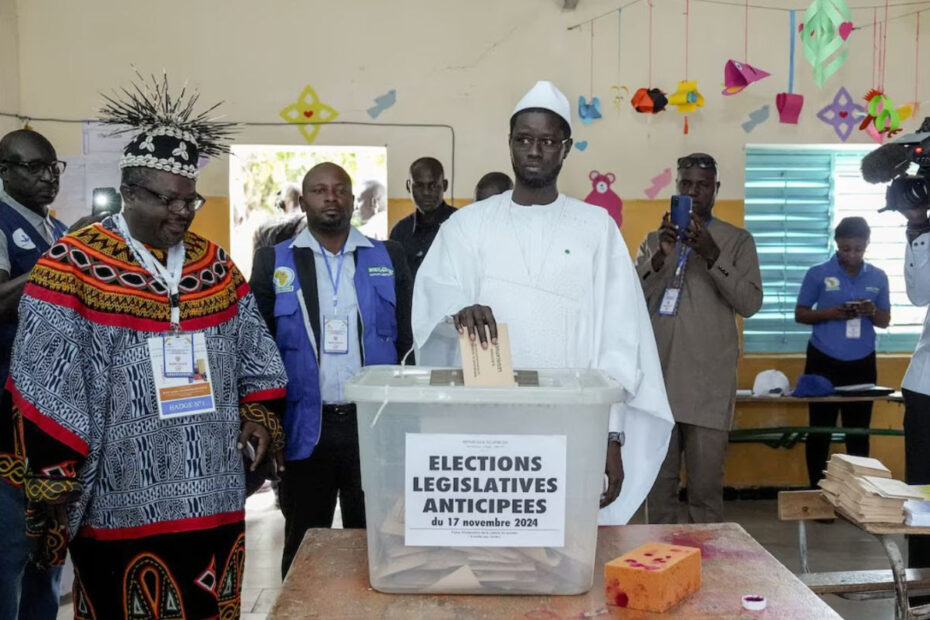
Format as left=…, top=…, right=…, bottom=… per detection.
left=670, top=195, right=693, bottom=240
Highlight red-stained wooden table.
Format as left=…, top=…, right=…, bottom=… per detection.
left=270, top=523, right=840, bottom=619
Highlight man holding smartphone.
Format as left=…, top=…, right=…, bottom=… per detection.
left=635, top=153, right=763, bottom=524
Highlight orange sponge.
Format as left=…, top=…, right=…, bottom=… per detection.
left=604, top=542, right=701, bottom=612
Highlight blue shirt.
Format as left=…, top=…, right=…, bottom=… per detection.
left=796, top=254, right=890, bottom=361
left=291, top=227, right=373, bottom=403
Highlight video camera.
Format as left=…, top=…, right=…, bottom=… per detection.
left=860, top=117, right=930, bottom=212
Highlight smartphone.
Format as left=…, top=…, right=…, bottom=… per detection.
left=670, top=195, right=693, bottom=239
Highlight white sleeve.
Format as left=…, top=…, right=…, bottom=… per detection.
left=411, top=216, right=478, bottom=366
left=905, top=232, right=930, bottom=307
left=596, top=225, right=674, bottom=525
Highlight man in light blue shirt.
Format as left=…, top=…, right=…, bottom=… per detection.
left=250, top=162, right=413, bottom=576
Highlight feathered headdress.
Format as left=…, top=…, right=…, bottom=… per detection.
left=97, top=72, right=237, bottom=179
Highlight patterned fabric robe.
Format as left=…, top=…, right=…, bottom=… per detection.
left=8, top=218, right=288, bottom=619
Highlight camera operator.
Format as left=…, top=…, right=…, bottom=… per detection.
left=900, top=199, right=930, bottom=569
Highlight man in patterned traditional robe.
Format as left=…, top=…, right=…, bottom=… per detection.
left=7, top=76, right=288, bottom=619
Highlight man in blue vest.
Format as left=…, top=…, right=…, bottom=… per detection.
left=0, top=129, right=83, bottom=620
left=250, top=162, right=413, bottom=577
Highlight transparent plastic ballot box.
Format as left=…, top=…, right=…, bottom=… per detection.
left=344, top=366, right=623, bottom=595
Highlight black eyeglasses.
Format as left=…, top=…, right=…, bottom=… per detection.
left=1, top=160, right=67, bottom=176
left=677, top=156, right=718, bottom=172
left=124, top=183, right=206, bottom=213
left=510, top=135, right=570, bottom=151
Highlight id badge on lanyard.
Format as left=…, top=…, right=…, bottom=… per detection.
left=320, top=242, right=350, bottom=355
left=659, top=246, right=691, bottom=317
left=163, top=333, right=195, bottom=376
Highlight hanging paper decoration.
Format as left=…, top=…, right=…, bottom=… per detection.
left=574, top=140, right=589, bottom=151
left=777, top=93, right=805, bottom=124
left=631, top=88, right=667, bottom=113
left=777, top=10, right=804, bottom=124
left=722, top=60, right=771, bottom=96
left=897, top=103, right=917, bottom=123
left=816, top=86, right=865, bottom=141
left=865, top=124, right=885, bottom=144
left=800, top=0, right=852, bottom=87
left=667, top=81, right=705, bottom=114
left=742, top=105, right=770, bottom=133
left=611, top=86, right=630, bottom=112
left=860, top=89, right=902, bottom=135
left=578, top=96, right=603, bottom=124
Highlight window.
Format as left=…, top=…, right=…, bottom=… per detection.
left=743, top=145, right=921, bottom=354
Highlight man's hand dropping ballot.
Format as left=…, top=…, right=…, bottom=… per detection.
left=455, top=306, right=623, bottom=506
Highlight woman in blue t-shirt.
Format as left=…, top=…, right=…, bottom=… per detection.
left=795, top=217, right=891, bottom=488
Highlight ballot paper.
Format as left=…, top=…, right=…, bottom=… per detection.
left=370, top=494, right=591, bottom=594
left=458, top=323, right=516, bottom=387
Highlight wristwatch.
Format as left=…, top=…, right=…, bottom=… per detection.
left=608, top=431, right=625, bottom=447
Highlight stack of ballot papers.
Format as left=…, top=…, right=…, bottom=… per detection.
left=370, top=498, right=591, bottom=593
left=905, top=500, right=930, bottom=526
left=818, top=454, right=923, bottom=524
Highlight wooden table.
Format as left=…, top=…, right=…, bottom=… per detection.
left=831, top=504, right=930, bottom=620
left=736, top=392, right=904, bottom=404
left=270, top=524, right=841, bottom=619
left=731, top=392, right=905, bottom=449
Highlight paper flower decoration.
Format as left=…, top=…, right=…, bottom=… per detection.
left=631, top=88, right=668, bottom=114
left=578, top=96, right=602, bottom=124
left=722, top=60, right=771, bottom=96
left=776, top=93, right=805, bottom=124
left=816, top=86, right=865, bottom=141
left=800, top=0, right=852, bottom=87
left=860, top=89, right=902, bottom=135
left=667, top=81, right=705, bottom=113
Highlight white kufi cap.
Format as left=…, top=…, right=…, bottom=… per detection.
left=511, top=80, right=572, bottom=135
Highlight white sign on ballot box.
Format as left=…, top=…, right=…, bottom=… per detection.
left=404, top=433, right=567, bottom=547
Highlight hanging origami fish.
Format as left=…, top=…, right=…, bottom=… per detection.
left=631, top=88, right=668, bottom=114
left=667, top=81, right=705, bottom=113
left=799, top=0, right=852, bottom=87
left=722, top=60, right=771, bottom=96
left=578, top=96, right=603, bottom=124
left=741, top=105, right=771, bottom=133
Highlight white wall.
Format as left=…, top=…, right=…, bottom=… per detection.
left=3, top=0, right=926, bottom=199
left=0, top=0, right=21, bottom=135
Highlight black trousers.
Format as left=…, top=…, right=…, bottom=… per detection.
left=904, top=389, right=930, bottom=569
left=279, top=405, right=367, bottom=578
left=804, top=343, right=877, bottom=488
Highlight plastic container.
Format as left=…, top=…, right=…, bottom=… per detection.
left=344, top=366, right=623, bottom=595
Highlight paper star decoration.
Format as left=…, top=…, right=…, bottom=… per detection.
left=280, top=85, right=339, bottom=143
left=816, top=86, right=865, bottom=142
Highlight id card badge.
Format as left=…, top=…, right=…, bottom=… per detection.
left=163, top=333, right=195, bottom=377
left=147, top=333, right=216, bottom=420
left=323, top=316, right=350, bottom=354
left=846, top=318, right=862, bottom=339
left=659, top=288, right=682, bottom=316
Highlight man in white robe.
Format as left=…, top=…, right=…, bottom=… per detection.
left=412, top=80, right=674, bottom=524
